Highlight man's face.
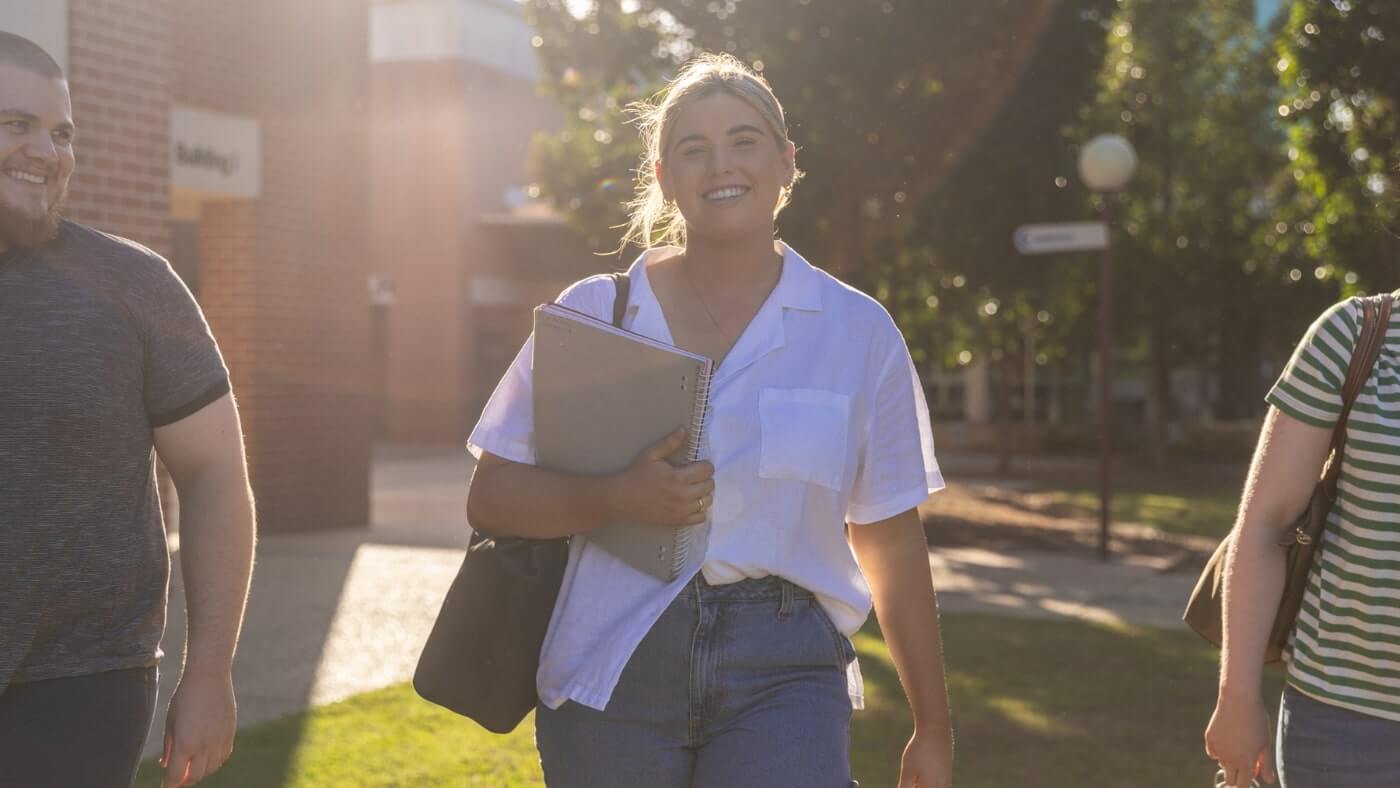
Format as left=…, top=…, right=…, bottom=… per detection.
left=0, top=64, right=75, bottom=251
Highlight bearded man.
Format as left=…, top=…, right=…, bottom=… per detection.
left=0, top=32, right=256, bottom=788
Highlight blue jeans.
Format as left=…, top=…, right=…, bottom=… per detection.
left=1277, top=684, right=1400, bottom=788
left=535, top=575, right=858, bottom=788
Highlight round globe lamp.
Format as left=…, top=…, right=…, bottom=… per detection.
left=1078, top=134, right=1138, bottom=193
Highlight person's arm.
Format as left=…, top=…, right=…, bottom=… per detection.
left=850, top=508, right=953, bottom=788
left=467, top=428, right=715, bottom=539
left=1205, top=406, right=1331, bottom=787
left=152, top=392, right=256, bottom=788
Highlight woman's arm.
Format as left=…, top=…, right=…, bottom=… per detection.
left=850, top=508, right=953, bottom=788
left=1205, top=406, right=1332, bottom=786
left=466, top=429, right=715, bottom=539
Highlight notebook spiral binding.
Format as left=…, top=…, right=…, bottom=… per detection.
left=672, top=364, right=715, bottom=576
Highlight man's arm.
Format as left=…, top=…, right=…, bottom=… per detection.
left=152, top=392, right=255, bottom=788
left=849, top=508, right=953, bottom=788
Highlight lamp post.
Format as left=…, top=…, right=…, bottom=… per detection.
left=1077, top=134, right=1137, bottom=560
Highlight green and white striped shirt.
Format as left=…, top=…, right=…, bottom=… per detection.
left=1267, top=294, right=1400, bottom=722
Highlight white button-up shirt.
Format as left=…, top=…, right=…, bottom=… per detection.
left=468, top=242, right=943, bottom=711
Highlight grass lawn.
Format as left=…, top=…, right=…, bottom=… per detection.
left=135, top=613, right=1281, bottom=787
left=1035, top=488, right=1239, bottom=540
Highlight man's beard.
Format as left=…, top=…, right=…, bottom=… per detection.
left=0, top=187, right=65, bottom=250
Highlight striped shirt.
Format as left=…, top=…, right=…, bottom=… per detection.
left=1267, top=293, right=1400, bottom=722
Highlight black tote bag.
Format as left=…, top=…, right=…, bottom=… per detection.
left=413, top=272, right=630, bottom=733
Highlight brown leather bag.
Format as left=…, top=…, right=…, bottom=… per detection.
left=1183, top=293, right=1394, bottom=662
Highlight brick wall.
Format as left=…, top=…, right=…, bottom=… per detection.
left=65, top=0, right=174, bottom=256
left=371, top=60, right=472, bottom=443
left=58, top=1, right=374, bottom=532
left=371, top=56, right=573, bottom=444
left=175, top=0, right=374, bottom=531
left=197, top=200, right=259, bottom=460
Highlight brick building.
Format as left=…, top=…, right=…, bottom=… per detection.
left=370, top=0, right=600, bottom=444
left=2, top=1, right=374, bottom=532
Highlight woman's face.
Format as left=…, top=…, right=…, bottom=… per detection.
left=657, top=91, right=794, bottom=246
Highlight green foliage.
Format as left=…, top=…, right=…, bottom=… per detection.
left=1271, top=0, right=1400, bottom=291
left=901, top=0, right=1112, bottom=373
left=1079, top=0, right=1309, bottom=417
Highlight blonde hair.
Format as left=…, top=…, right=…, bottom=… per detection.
left=620, top=52, right=802, bottom=250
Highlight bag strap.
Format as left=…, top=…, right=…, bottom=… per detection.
left=608, top=272, right=631, bottom=329
left=1320, top=293, right=1394, bottom=495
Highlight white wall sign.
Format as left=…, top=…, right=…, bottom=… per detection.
left=0, top=1, right=69, bottom=72
left=171, top=106, right=261, bottom=200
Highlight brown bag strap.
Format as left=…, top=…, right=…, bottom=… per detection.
left=1321, top=293, right=1394, bottom=494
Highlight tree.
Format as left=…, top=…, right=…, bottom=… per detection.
left=896, top=0, right=1113, bottom=466
left=1271, top=0, right=1400, bottom=292
left=1075, top=0, right=1296, bottom=450
left=525, top=0, right=1069, bottom=279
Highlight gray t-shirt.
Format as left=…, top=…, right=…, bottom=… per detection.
left=0, top=220, right=230, bottom=689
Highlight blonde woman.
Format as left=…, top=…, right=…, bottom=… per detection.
left=467, top=53, right=953, bottom=788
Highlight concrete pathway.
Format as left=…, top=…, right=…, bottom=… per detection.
left=144, top=447, right=471, bottom=756
left=144, top=447, right=1199, bottom=755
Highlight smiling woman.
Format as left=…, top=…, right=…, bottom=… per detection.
left=464, top=52, right=953, bottom=788
left=620, top=53, right=800, bottom=253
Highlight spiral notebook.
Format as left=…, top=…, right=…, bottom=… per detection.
left=531, top=303, right=714, bottom=581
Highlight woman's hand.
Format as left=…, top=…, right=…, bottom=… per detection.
left=1205, top=690, right=1276, bottom=786
left=898, top=728, right=953, bottom=788
left=605, top=428, right=715, bottom=527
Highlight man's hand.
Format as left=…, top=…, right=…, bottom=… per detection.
left=161, top=671, right=237, bottom=787
left=898, top=728, right=954, bottom=788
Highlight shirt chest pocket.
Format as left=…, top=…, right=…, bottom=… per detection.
left=758, top=387, right=851, bottom=492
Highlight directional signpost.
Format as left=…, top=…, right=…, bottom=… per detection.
left=1016, top=215, right=1123, bottom=558
left=1015, top=218, right=1117, bottom=559
left=1012, top=221, right=1108, bottom=255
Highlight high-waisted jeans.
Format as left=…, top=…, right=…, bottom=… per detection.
left=535, top=575, right=859, bottom=788
left=1277, top=683, right=1400, bottom=788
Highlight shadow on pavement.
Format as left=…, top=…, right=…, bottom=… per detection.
left=138, top=446, right=473, bottom=787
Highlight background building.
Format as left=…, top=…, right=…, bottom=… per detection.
left=370, top=0, right=600, bottom=445
left=1, top=0, right=375, bottom=532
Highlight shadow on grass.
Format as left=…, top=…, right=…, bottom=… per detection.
left=137, top=611, right=1284, bottom=787
left=851, top=614, right=1284, bottom=788
left=135, top=446, right=476, bottom=787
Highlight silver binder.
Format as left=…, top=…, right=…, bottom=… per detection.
left=532, top=303, right=714, bottom=581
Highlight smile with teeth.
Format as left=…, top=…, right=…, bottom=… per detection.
left=704, top=186, right=749, bottom=202
left=5, top=170, right=48, bottom=185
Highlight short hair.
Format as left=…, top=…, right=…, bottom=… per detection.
left=0, top=32, right=65, bottom=80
